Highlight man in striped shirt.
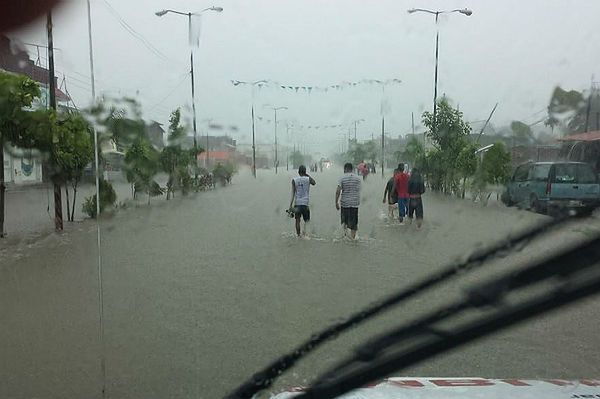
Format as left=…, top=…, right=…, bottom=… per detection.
left=335, top=162, right=362, bottom=239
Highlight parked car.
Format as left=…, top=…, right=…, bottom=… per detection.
left=502, top=161, right=600, bottom=214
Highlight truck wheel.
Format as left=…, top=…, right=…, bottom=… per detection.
left=530, top=195, right=543, bottom=214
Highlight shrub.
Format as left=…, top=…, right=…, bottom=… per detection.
left=82, top=178, right=117, bottom=218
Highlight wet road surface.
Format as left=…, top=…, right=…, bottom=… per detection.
left=1, top=168, right=600, bottom=398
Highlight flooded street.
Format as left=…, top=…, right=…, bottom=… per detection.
left=2, top=168, right=600, bottom=399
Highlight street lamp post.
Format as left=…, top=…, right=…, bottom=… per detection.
left=155, top=6, right=223, bottom=176
left=264, top=105, right=288, bottom=174
left=233, top=80, right=268, bottom=177
left=408, top=8, right=472, bottom=135
left=352, top=119, right=365, bottom=141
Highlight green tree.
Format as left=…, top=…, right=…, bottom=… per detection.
left=0, top=71, right=47, bottom=236
left=472, top=142, right=511, bottom=205
left=212, top=162, right=236, bottom=186
left=510, top=120, right=535, bottom=145
left=423, top=98, right=472, bottom=152
left=422, top=98, right=472, bottom=194
left=545, top=86, right=585, bottom=133
left=482, top=142, right=511, bottom=185
left=402, top=136, right=426, bottom=168
left=51, top=112, right=94, bottom=221
left=160, top=109, right=196, bottom=199
left=82, top=178, right=117, bottom=218
left=421, top=149, right=444, bottom=191
left=290, top=150, right=304, bottom=168
left=124, top=137, right=163, bottom=203
left=544, top=86, right=600, bottom=134
left=346, top=141, right=367, bottom=164
left=456, top=142, right=478, bottom=198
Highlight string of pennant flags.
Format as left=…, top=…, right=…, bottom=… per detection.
left=230, top=78, right=401, bottom=93
left=255, top=116, right=344, bottom=130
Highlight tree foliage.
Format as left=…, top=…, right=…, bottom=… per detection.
left=51, top=112, right=94, bottom=221
left=346, top=140, right=377, bottom=165
left=545, top=86, right=600, bottom=134
left=0, top=72, right=51, bottom=235
left=421, top=98, right=472, bottom=194
left=423, top=98, right=472, bottom=152
left=160, top=108, right=196, bottom=198
left=456, top=142, right=478, bottom=198
left=401, top=136, right=426, bottom=168
left=482, top=142, right=511, bottom=185
left=82, top=178, right=117, bottom=218
left=510, top=120, right=534, bottom=145
left=290, top=150, right=305, bottom=168
left=124, top=137, right=163, bottom=203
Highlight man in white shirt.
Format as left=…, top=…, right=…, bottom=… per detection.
left=335, top=162, right=362, bottom=239
left=289, top=165, right=316, bottom=237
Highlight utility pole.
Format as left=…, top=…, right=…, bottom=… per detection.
left=188, top=13, right=199, bottom=177
left=381, top=117, right=385, bottom=177
left=432, top=12, right=440, bottom=137
left=251, top=105, right=256, bottom=177
left=86, top=3, right=106, bottom=398
left=47, top=12, right=63, bottom=232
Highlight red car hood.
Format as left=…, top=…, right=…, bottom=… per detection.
left=269, top=378, right=600, bottom=398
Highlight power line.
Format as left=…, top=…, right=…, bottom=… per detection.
left=146, top=73, right=190, bottom=112
left=101, top=0, right=172, bottom=63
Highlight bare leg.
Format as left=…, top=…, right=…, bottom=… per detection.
left=302, top=221, right=310, bottom=236
left=341, top=224, right=348, bottom=237
left=295, top=218, right=301, bottom=236
left=350, top=229, right=357, bottom=239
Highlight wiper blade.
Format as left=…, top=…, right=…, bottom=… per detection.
left=226, top=217, right=567, bottom=399
left=296, top=235, right=600, bottom=399
left=225, top=215, right=574, bottom=399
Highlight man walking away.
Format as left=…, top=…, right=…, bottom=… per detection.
left=336, top=162, right=361, bottom=239
left=289, top=165, right=316, bottom=237
left=383, top=169, right=398, bottom=219
left=408, top=167, right=425, bottom=228
left=394, top=163, right=410, bottom=224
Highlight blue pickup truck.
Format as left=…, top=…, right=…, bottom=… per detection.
left=502, top=161, right=600, bottom=214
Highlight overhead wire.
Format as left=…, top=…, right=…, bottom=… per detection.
left=100, top=0, right=172, bottom=64
left=146, top=72, right=190, bottom=113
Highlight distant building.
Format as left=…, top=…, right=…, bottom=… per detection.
left=194, top=135, right=237, bottom=168
left=145, top=121, right=165, bottom=150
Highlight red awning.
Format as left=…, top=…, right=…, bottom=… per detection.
left=558, top=131, right=600, bottom=142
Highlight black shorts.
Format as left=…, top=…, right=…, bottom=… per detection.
left=408, top=197, right=424, bottom=219
left=294, top=205, right=310, bottom=221
left=341, top=207, right=359, bottom=230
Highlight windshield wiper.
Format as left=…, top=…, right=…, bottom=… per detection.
left=300, top=235, right=600, bottom=398
left=226, top=214, right=582, bottom=399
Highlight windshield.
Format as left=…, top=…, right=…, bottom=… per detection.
left=2, top=2, right=600, bottom=399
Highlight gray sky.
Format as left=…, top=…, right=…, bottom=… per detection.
left=10, top=0, right=600, bottom=155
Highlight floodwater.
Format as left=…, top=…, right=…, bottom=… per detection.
left=1, top=167, right=600, bottom=398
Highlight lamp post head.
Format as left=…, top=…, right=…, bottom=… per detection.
left=459, top=8, right=473, bottom=16
left=407, top=8, right=418, bottom=14
left=155, top=10, right=169, bottom=16
left=210, top=6, right=224, bottom=12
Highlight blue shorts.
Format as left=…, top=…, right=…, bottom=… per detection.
left=397, top=198, right=408, bottom=218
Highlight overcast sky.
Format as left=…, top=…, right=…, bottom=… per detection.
left=9, top=0, right=600, bottom=155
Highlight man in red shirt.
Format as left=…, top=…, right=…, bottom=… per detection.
left=394, top=163, right=410, bottom=224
